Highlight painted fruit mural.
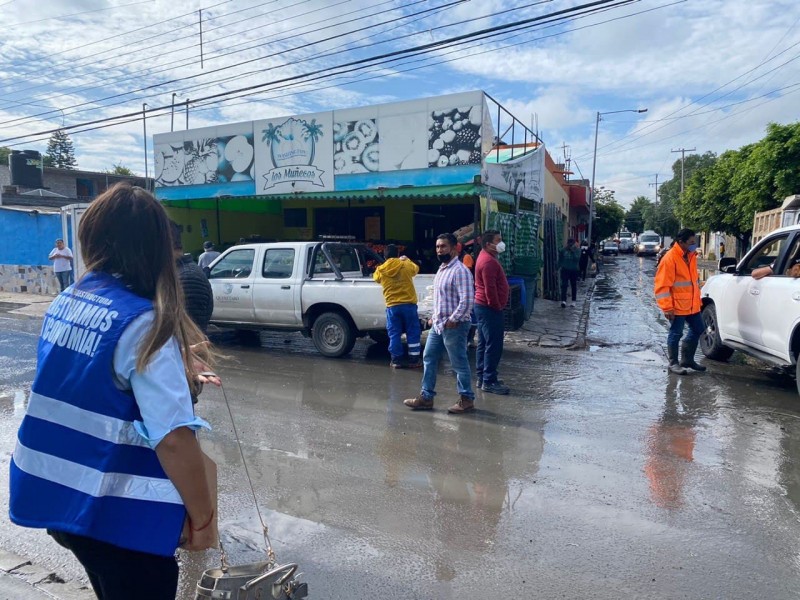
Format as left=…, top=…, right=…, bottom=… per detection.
left=428, top=105, right=483, bottom=168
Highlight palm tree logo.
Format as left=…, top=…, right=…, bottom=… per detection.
left=262, top=118, right=323, bottom=168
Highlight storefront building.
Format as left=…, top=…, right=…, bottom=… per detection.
left=155, top=91, right=543, bottom=264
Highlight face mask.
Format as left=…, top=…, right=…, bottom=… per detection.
left=495, top=241, right=506, bottom=254
left=438, top=254, right=452, bottom=265
left=688, top=244, right=698, bottom=253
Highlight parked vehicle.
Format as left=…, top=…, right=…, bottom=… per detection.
left=636, top=231, right=662, bottom=256
left=207, top=242, right=434, bottom=357
left=699, top=225, right=800, bottom=394
left=602, top=240, right=619, bottom=256
left=618, top=230, right=634, bottom=253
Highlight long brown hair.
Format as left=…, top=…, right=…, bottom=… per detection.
left=78, top=183, right=211, bottom=392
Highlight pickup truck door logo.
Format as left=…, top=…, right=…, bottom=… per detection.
left=223, top=283, right=233, bottom=295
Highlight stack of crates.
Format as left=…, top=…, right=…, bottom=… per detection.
left=503, top=284, right=524, bottom=331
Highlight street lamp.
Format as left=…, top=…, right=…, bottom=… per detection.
left=588, top=108, right=648, bottom=243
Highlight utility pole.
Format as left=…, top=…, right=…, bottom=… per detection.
left=142, top=103, right=149, bottom=192
left=671, top=147, right=696, bottom=196
left=170, top=92, right=177, bottom=132
left=649, top=174, right=660, bottom=233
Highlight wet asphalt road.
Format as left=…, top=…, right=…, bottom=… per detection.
left=1, top=256, right=800, bottom=599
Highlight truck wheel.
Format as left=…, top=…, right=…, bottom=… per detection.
left=700, top=304, right=734, bottom=361
left=796, top=358, right=800, bottom=398
left=312, top=312, right=356, bottom=358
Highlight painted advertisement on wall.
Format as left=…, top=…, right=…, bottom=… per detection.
left=154, top=91, right=490, bottom=195
left=253, top=112, right=334, bottom=193
left=153, top=123, right=255, bottom=188
left=482, top=145, right=545, bottom=203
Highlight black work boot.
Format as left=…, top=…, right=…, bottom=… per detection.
left=680, top=340, right=706, bottom=372
left=667, top=344, right=689, bottom=375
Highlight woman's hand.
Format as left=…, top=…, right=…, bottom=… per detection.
left=190, top=341, right=221, bottom=387
left=179, top=513, right=218, bottom=552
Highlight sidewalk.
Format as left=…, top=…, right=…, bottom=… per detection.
left=0, top=290, right=53, bottom=319
left=506, top=275, right=595, bottom=350
left=0, top=551, right=93, bottom=599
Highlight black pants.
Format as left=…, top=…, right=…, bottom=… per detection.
left=560, top=269, right=579, bottom=302
left=579, top=259, right=589, bottom=280
left=49, top=530, right=179, bottom=600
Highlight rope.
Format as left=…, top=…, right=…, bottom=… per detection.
left=217, top=382, right=276, bottom=569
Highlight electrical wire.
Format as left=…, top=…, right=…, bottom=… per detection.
left=0, top=0, right=433, bottom=125
left=5, top=0, right=155, bottom=27
left=0, top=0, right=663, bottom=147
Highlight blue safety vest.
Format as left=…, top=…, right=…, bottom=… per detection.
left=10, top=272, right=186, bottom=557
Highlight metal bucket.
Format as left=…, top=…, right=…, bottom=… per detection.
left=196, top=561, right=308, bottom=600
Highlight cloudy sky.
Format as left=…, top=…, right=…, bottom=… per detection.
left=0, top=0, right=796, bottom=207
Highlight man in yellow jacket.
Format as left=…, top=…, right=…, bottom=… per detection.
left=654, top=228, right=706, bottom=375
left=373, top=245, right=422, bottom=368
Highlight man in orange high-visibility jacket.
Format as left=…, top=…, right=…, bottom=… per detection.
left=654, top=228, right=706, bottom=375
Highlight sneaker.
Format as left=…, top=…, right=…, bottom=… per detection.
left=447, top=396, right=475, bottom=414
left=407, top=356, right=422, bottom=369
left=482, top=381, right=510, bottom=395
left=561, top=301, right=567, bottom=308
left=404, top=395, right=434, bottom=410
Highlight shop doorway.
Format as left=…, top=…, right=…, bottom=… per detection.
left=314, top=206, right=385, bottom=241
left=413, top=203, right=474, bottom=246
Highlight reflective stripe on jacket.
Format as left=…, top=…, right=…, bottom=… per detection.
left=10, top=272, right=186, bottom=557
left=653, top=243, right=702, bottom=315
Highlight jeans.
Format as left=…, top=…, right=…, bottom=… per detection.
left=386, top=304, right=421, bottom=359
left=49, top=530, right=178, bottom=600
left=421, top=322, right=473, bottom=400
left=667, top=312, right=705, bottom=347
left=475, top=304, right=504, bottom=384
left=560, top=269, right=579, bottom=302
left=55, top=270, right=73, bottom=291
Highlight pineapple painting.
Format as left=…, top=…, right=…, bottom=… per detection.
left=254, top=112, right=334, bottom=193
left=183, top=138, right=219, bottom=185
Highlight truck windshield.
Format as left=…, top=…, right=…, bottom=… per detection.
left=619, top=232, right=632, bottom=239
left=641, top=235, right=660, bottom=243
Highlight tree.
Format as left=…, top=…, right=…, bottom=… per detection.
left=624, top=195, right=652, bottom=233
left=105, top=163, right=134, bottom=176
left=45, top=129, right=77, bottom=169
left=0, top=146, right=10, bottom=166
left=592, top=189, right=625, bottom=242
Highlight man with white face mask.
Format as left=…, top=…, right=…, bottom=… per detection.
left=474, top=230, right=510, bottom=395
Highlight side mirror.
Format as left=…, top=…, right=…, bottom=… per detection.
left=721, top=265, right=738, bottom=274
left=718, top=257, right=737, bottom=271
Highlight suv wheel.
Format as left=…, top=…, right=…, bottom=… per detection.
left=312, top=311, right=356, bottom=358
left=700, top=304, right=734, bottom=361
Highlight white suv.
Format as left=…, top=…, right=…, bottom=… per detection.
left=700, top=225, right=800, bottom=394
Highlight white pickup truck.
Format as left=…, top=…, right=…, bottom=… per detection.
left=699, top=225, right=800, bottom=394
left=207, top=241, right=433, bottom=357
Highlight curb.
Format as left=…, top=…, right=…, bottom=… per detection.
left=0, top=551, right=93, bottom=600
left=568, top=277, right=595, bottom=351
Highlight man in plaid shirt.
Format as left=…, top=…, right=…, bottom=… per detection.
left=405, top=233, right=476, bottom=414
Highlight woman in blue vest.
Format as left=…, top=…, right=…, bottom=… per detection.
left=10, top=183, right=218, bottom=599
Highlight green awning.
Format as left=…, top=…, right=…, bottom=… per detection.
left=160, top=183, right=515, bottom=212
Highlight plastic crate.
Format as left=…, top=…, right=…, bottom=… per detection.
left=505, top=284, right=523, bottom=310
left=503, top=304, right=525, bottom=331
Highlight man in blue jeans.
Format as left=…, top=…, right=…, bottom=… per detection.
left=404, top=233, right=475, bottom=414
left=474, top=230, right=510, bottom=395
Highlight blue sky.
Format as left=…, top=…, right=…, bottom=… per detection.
left=0, top=0, right=797, bottom=207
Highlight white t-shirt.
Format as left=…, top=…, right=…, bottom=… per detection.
left=49, top=246, right=73, bottom=273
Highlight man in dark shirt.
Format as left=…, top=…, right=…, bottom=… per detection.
left=170, top=221, right=213, bottom=333
left=474, top=229, right=510, bottom=395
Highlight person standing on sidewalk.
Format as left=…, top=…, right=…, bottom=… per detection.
left=48, top=238, right=74, bottom=291
left=10, top=183, right=219, bottom=600
left=559, top=239, right=581, bottom=308
left=578, top=240, right=594, bottom=281
left=654, top=228, right=706, bottom=375
left=474, top=229, right=510, bottom=395
left=404, top=233, right=475, bottom=414
left=172, top=221, right=214, bottom=335
left=197, top=241, right=220, bottom=277
left=373, top=244, right=422, bottom=368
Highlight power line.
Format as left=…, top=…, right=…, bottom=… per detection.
left=5, top=0, right=155, bottom=27
left=1, top=0, right=665, bottom=149
left=0, top=0, right=430, bottom=125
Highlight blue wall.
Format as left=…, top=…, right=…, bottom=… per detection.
left=0, top=209, right=63, bottom=266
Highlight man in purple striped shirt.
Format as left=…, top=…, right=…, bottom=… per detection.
left=405, top=233, right=476, bottom=414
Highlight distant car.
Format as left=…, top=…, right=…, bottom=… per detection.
left=602, top=240, right=619, bottom=256
left=636, top=232, right=662, bottom=256
left=618, top=231, right=635, bottom=253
